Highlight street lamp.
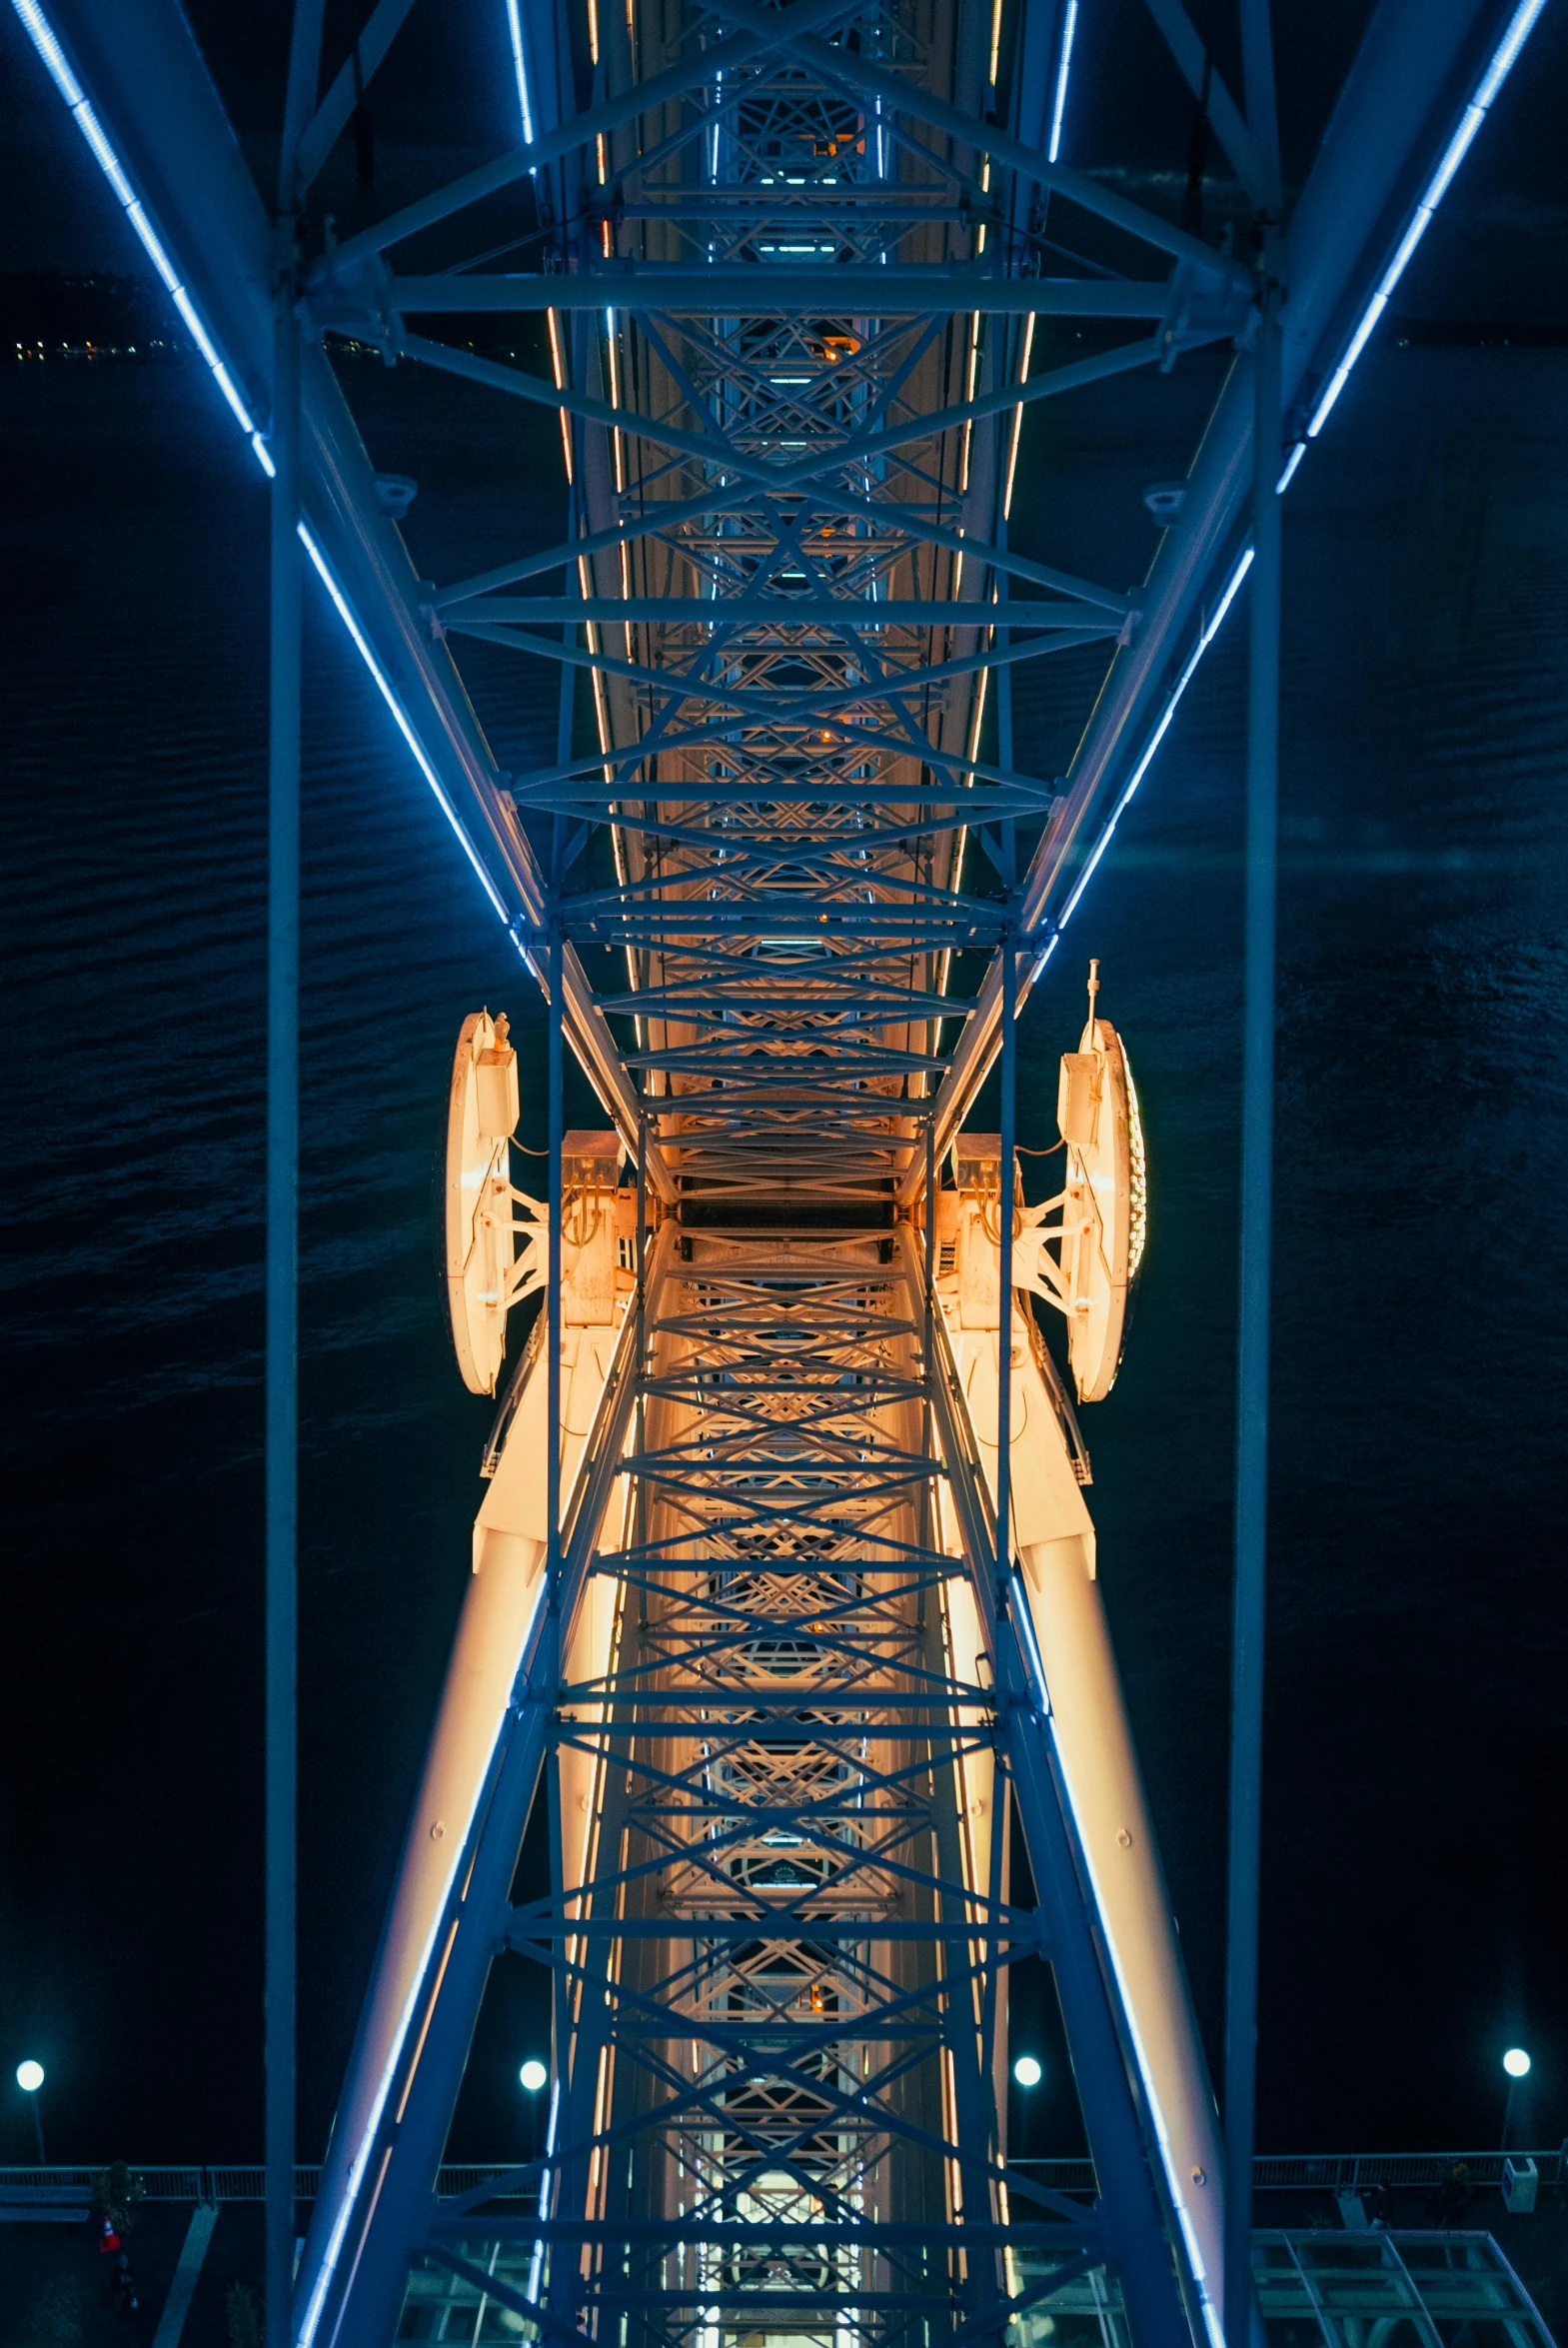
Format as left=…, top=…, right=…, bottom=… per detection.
left=15, top=2061, right=46, bottom=2164
left=1502, top=2048, right=1531, bottom=2150
left=520, top=2058, right=548, bottom=2161
left=1013, top=2055, right=1042, bottom=2089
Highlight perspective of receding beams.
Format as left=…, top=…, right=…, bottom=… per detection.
left=13, top=0, right=1549, bottom=2345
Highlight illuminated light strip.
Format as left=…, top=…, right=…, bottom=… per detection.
left=1003, top=310, right=1037, bottom=520
left=605, top=309, right=632, bottom=662
left=525, top=2076, right=563, bottom=2303
left=504, top=0, right=538, bottom=148
left=949, top=656, right=991, bottom=910
left=1047, top=0, right=1079, bottom=165
left=959, top=309, right=982, bottom=494
left=1031, top=2, right=1544, bottom=980
left=11, top=0, right=275, bottom=477
left=1036, top=547, right=1254, bottom=975
left=298, top=523, right=512, bottom=925
left=9, top=0, right=568, bottom=982
left=934, top=609, right=991, bottom=1018
left=297, top=1563, right=552, bottom=2348
left=584, top=319, right=634, bottom=934
left=578, top=539, right=615, bottom=786
left=1007, top=1563, right=1225, bottom=2348
left=1305, top=0, right=1549, bottom=441
left=546, top=309, right=574, bottom=481
left=597, top=131, right=613, bottom=256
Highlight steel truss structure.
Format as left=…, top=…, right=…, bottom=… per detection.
left=15, top=1, right=1549, bottom=2345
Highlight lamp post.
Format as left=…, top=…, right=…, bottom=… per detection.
left=1502, top=2048, right=1531, bottom=2150
left=1012, top=2054, right=1042, bottom=2160
left=16, top=2061, right=46, bottom=2164
left=520, top=2059, right=547, bottom=2162
left=1008, top=2047, right=1046, bottom=2150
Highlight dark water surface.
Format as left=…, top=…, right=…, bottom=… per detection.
left=2, top=341, right=1565, bottom=2173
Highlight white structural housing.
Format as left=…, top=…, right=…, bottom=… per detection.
left=1016, top=966, right=1148, bottom=1402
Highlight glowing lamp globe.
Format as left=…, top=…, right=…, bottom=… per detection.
left=1503, top=2048, right=1531, bottom=2079
left=15, top=2061, right=44, bottom=2093
left=1013, top=2055, right=1042, bottom=2089
left=520, top=2059, right=548, bottom=2093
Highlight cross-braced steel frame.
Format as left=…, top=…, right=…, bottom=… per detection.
left=13, top=0, right=1550, bottom=2345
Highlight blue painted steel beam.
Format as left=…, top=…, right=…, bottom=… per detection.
left=292, top=0, right=421, bottom=193
left=1136, top=0, right=1274, bottom=207
left=1222, top=259, right=1282, bottom=2348
left=439, top=597, right=1106, bottom=627
left=686, top=0, right=1254, bottom=290
left=910, top=0, right=1524, bottom=1193
left=393, top=323, right=1183, bottom=504
left=426, top=2219, right=1092, bottom=2245
left=336, top=270, right=1204, bottom=318
left=432, top=501, right=1135, bottom=621
left=26, top=0, right=673, bottom=1196
left=22, top=9, right=1547, bottom=2348
left=918, top=1243, right=1193, bottom=2348
left=264, top=237, right=303, bottom=2348
left=309, top=0, right=872, bottom=275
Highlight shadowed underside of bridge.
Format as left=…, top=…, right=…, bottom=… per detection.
left=16, top=0, right=1545, bottom=2342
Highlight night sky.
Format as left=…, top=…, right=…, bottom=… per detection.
left=3, top=0, right=1568, bottom=2183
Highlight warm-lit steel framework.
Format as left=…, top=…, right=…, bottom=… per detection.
left=13, top=2, right=1550, bottom=2345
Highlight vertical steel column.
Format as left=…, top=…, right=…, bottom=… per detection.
left=636, top=1113, right=648, bottom=1381
left=547, top=923, right=564, bottom=1588
left=995, top=521, right=1018, bottom=1591
left=549, top=483, right=573, bottom=1606
left=924, top=1117, right=935, bottom=1335
left=264, top=260, right=301, bottom=2348
left=994, top=521, right=1015, bottom=818
left=542, top=913, right=567, bottom=2323
left=1239, top=0, right=1283, bottom=218
left=1222, top=278, right=1282, bottom=2348
left=922, top=1115, right=936, bottom=1571
left=996, top=929, right=1016, bottom=1586
left=269, top=20, right=319, bottom=2334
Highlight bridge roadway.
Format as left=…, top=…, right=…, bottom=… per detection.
left=15, top=0, right=1547, bottom=2344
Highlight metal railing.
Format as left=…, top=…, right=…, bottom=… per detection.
left=4, top=2152, right=1561, bottom=2206
left=0, top=2163, right=539, bottom=2205
left=1009, top=2149, right=1568, bottom=2197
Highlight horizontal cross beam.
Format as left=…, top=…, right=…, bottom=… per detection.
left=344, top=269, right=1186, bottom=318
